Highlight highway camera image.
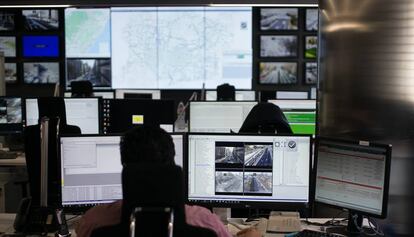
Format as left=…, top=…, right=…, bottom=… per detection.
left=260, top=35, right=297, bottom=57
left=259, top=62, right=297, bottom=84
left=215, top=171, right=243, bottom=193
left=23, top=10, right=59, bottom=30
left=260, top=8, right=298, bottom=30
left=244, top=144, right=273, bottom=167
left=215, top=146, right=244, bottom=164
left=244, top=172, right=272, bottom=194
left=0, top=98, right=21, bottom=124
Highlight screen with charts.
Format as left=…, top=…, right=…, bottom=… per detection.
left=189, top=101, right=257, bottom=133
left=269, top=100, right=316, bottom=135
left=315, top=138, right=391, bottom=217
left=0, top=97, right=23, bottom=134
left=187, top=134, right=311, bottom=207
left=25, top=98, right=100, bottom=134
left=205, top=90, right=256, bottom=101
left=60, top=134, right=184, bottom=207
left=111, top=7, right=252, bottom=89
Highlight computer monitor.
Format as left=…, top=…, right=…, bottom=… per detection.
left=205, top=90, right=256, bottom=101
left=64, top=90, right=115, bottom=99
left=0, top=97, right=23, bottom=134
left=269, top=100, right=316, bottom=135
left=189, top=101, right=257, bottom=133
left=102, top=99, right=175, bottom=134
left=187, top=133, right=312, bottom=208
left=115, top=89, right=161, bottom=99
left=276, top=91, right=309, bottom=99
left=314, top=137, right=392, bottom=234
left=60, top=133, right=185, bottom=208
left=25, top=98, right=101, bottom=134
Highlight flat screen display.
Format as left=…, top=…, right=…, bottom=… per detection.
left=22, top=35, right=59, bottom=57
left=111, top=7, right=252, bottom=89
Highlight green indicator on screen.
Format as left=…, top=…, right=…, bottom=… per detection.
left=284, top=112, right=316, bottom=123
left=290, top=123, right=316, bottom=135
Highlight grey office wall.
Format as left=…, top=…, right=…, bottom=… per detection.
left=318, top=0, right=414, bottom=235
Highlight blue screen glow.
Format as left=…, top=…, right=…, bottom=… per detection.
left=23, top=35, right=59, bottom=57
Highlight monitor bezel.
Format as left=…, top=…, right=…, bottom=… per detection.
left=0, top=96, right=24, bottom=135
left=187, top=101, right=258, bottom=133
left=58, top=132, right=187, bottom=213
left=313, top=136, right=392, bottom=219
left=23, top=97, right=103, bottom=134
left=184, top=132, right=313, bottom=210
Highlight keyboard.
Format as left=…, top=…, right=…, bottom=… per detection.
left=295, top=229, right=345, bottom=237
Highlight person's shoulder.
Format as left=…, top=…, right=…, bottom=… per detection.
left=185, top=204, right=212, bottom=215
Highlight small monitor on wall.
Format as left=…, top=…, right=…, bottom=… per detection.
left=22, top=35, right=59, bottom=57
left=0, top=97, right=23, bottom=134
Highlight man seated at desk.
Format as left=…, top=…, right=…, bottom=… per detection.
left=76, top=126, right=260, bottom=237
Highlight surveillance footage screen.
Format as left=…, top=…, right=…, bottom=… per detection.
left=111, top=7, right=252, bottom=89
left=260, top=35, right=297, bottom=58
left=259, top=62, right=297, bottom=84
left=260, top=8, right=298, bottom=31
left=66, top=59, right=111, bottom=87
left=188, top=134, right=311, bottom=206
left=22, top=9, right=59, bottom=30
left=24, top=62, right=60, bottom=84
left=0, top=98, right=23, bottom=134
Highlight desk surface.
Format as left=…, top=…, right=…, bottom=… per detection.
left=0, top=154, right=25, bottom=167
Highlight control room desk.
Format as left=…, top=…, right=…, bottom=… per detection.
left=0, top=154, right=26, bottom=167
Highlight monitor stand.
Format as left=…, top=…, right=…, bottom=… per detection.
left=325, top=212, right=366, bottom=236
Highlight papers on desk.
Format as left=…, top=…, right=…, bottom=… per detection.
left=267, top=211, right=301, bottom=233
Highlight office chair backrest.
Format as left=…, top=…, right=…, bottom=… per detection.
left=216, top=83, right=235, bottom=101
left=239, top=102, right=293, bottom=134
left=71, top=80, right=93, bottom=97
left=122, top=164, right=185, bottom=231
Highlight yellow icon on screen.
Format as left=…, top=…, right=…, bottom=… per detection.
left=132, top=115, right=144, bottom=124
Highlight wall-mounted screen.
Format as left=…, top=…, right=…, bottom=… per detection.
left=260, top=8, right=298, bottom=31
left=23, top=62, right=59, bottom=84
left=5, top=63, right=17, bottom=83
left=0, top=11, right=15, bottom=31
left=260, top=35, right=297, bottom=58
left=259, top=62, right=297, bottom=84
left=0, top=36, right=16, bottom=57
left=22, top=35, right=59, bottom=57
left=66, top=59, right=111, bottom=87
left=111, top=7, right=252, bottom=89
left=65, top=8, right=111, bottom=58
left=305, top=36, right=317, bottom=59
left=305, top=62, right=317, bottom=84
left=22, top=9, right=59, bottom=30
left=306, top=9, right=318, bottom=31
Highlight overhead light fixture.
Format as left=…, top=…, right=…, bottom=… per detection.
left=209, top=4, right=318, bottom=7
left=0, top=5, right=72, bottom=8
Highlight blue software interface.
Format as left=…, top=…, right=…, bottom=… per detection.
left=23, top=35, right=59, bottom=57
